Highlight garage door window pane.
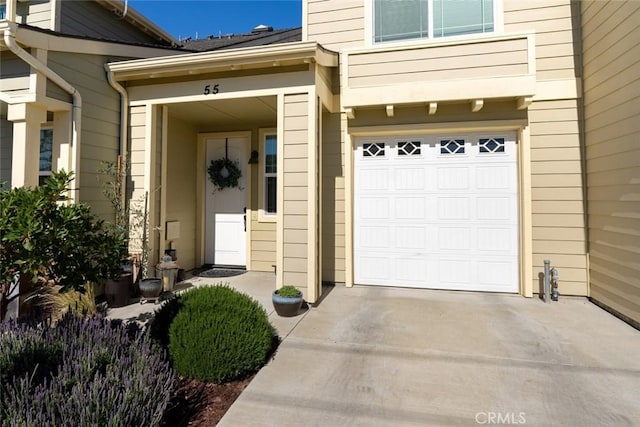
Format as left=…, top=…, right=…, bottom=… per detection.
left=440, top=139, right=465, bottom=154
left=363, top=143, right=385, bottom=157
left=398, top=141, right=421, bottom=156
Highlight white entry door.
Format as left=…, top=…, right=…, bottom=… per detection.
left=354, top=132, right=519, bottom=293
left=205, top=136, right=247, bottom=266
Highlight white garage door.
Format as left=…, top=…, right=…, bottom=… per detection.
left=354, top=132, right=519, bottom=293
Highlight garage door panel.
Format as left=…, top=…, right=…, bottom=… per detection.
left=476, top=196, right=513, bottom=220
left=354, top=133, right=519, bottom=292
left=437, top=167, right=471, bottom=189
left=359, top=197, right=390, bottom=219
left=395, top=197, right=427, bottom=220
left=395, top=168, right=427, bottom=190
left=395, top=226, right=428, bottom=250
left=359, top=226, right=390, bottom=249
left=437, top=197, right=471, bottom=220
left=477, top=227, right=516, bottom=252
left=438, top=227, right=472, bottom=251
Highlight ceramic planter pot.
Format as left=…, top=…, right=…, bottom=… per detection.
left=105, top=272, right=132, bottom=308
left=272, top=290, right=303, bottom=317
left=139, top=277, right=162, bottom=303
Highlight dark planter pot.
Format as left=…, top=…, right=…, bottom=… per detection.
left=139, top=278, right=162, bottom=304
left=105, top=273, right=132, bottom=308
left=272, top=291, right=303, bottom=317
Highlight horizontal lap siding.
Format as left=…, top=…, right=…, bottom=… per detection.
left=0, top=51, right=30, bottom=96
left=0, top=118, right=13, bottom=185
left=322, top=111, right=345, bottom=283
left=251, top=220, right=276, bottom=272
left=306, top=0, right=365, bottom=49
left=283, top=94, right=309, bottom=285
left=18, top=1, right=52, bottom=29
left=348, top=38, right=529, bottom=88
left=47, top=52, right=120, bottom=216
left=504, top=0, right=580, bottom=80
left=128, top=105, right=146, bottom=254
left=529, top=100, right=588, bottom=295
left=582, top=0, right=640, bottom=324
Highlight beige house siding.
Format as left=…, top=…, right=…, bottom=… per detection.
left=46, top=52, right=121, bottom=216
left=251, top=219, right=276, bottom=272
left=529, top=99, right=587, bottom=295
left=15, top=0, right=52, bottom=30
left=0, top=118, right=12, bottom=185
left=59, top=0, right=162, bottom=45
left=282, top=93, right=309, bottom=285
left=164, top=115, right=198, bottom=270
left=306, top=0, right=365, bottom=50
left=128, top=105, right=147, bottom=256
left=504, top=0, right=581, bottom=80
left=322, top=111, right=345, bottom=283
left=346, top=37, right=530, bottom=88
left=582, top=0, right=640, bottom=323
left=0, top=51, right=31, bottom=97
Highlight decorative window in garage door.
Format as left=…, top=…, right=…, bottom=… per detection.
left=398, top=141, right=421, bottom=156
left=440, top=139, right=465, bottom=154
left=363, top=142, right=385, bottom=157
left=479, top=138, right=505, bottom=153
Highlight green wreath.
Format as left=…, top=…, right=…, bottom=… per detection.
left=208, top=157, right=242, bottom=191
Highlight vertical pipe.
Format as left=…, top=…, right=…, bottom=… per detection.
left=543, top=259, right=551, bottom=304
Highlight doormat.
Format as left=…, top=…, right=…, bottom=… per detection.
left=194, top=267, right=247, bottom=278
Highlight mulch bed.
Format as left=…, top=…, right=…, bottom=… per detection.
left=162, top=375, right=254, bottom=426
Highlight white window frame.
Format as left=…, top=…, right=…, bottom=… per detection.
left=364, top=0, right=504, bottom=48
left=258, top=128, right=277, bottom=222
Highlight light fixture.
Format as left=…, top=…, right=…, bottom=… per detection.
left=248, top=150, right=259, bottom=164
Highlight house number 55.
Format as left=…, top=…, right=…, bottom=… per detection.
left=203, top=84, right=220, bottom=95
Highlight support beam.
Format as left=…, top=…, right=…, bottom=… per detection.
left=471, top=99, right=484, bottom=112
left=385, top=104, right=394, bottom=117
left=517, top=96, right=533, bottom=110
left=345, top=107, right=355, bottom=120
left=427, top=102, right=438, bottom=115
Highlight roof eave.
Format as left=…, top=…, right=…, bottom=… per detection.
left=107, top=41, right=338, bottom=81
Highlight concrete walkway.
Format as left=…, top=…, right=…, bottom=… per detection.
left=219, top=285, right=640, bottom=427
left=107, top=274, right=640, bottom=426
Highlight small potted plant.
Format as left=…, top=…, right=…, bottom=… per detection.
left=272, top=285, right=303, bottom=317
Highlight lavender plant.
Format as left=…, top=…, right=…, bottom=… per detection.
left=0, top=314, right=174, bottom=426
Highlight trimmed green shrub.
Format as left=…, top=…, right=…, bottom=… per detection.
left=276, top=285, right=302, bottom=297
left=0, top=314, right=174, bottom=427
left=152, top=285, right=275, bottom=383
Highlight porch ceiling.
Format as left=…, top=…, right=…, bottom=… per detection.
left=167, top=96, right=276, bottom=127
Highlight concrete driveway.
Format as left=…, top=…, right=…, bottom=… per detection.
left=220, top=284, right=640, bottom=426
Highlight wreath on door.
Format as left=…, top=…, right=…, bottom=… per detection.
left=208, top=157, right=242, bottom=191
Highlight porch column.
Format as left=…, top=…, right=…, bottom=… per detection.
left=8, top=103, right=46, bottom=188
left=280, top=91, right=321, bottom=303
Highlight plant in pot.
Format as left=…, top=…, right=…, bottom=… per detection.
left=131, top=191, right=162, bottom=304
left=272, top=285, right=304, bottom=317
left=101, top=224, right=131, bottom=308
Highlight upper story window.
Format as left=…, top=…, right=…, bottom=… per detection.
left=374, top=0, right=494, bottom=43
left=0, top=4, right=7, bottom=20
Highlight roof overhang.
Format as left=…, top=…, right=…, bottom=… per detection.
left=107, top=41, right=339, bottom=81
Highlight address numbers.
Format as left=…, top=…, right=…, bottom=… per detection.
left=203, top=84, right=220, bottom=95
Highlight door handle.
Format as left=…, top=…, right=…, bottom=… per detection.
left=243, top=207, right=247, bottom=232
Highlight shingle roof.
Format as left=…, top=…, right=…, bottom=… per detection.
left=181, top=27, right=302, bottom=52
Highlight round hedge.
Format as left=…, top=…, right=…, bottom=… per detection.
left=157, top=285, right=274, bottom=383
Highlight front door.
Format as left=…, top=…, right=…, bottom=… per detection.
left=205, top=136, right=247, bottom=266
